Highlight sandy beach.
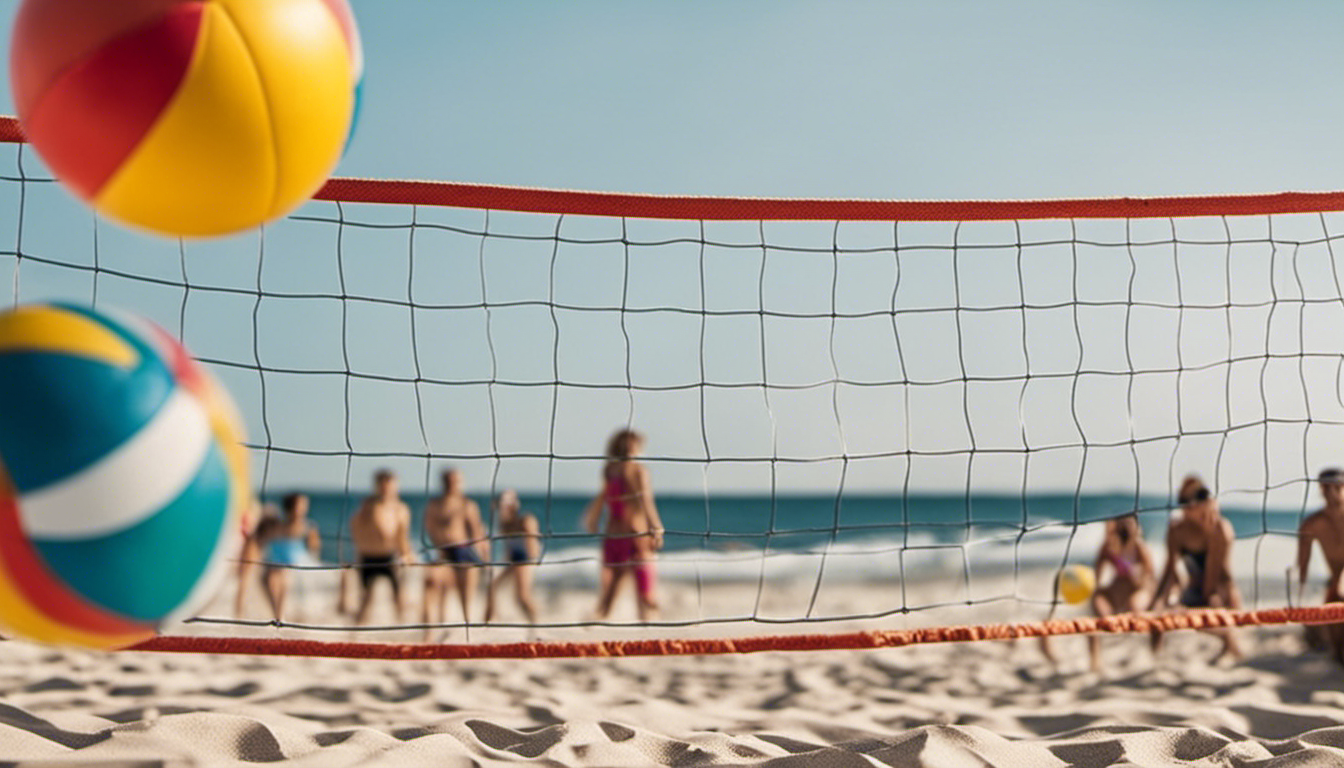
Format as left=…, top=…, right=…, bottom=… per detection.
left=1, top=564, right=1343, bottom=767
left=2, top=625, right=1344, bottom=766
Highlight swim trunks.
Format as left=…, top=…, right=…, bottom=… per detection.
left=358, top=554, right=399, bottom=594
left=442, top=545, right=482, bottom=565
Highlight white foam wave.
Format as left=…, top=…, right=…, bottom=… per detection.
left=517, top=522, right=1331, bottom=590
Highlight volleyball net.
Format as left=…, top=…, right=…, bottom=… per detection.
left=6, top=116, right=1344, bottom=658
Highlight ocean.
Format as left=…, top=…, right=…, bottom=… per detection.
left=272, top=491, right=1312, bottom=587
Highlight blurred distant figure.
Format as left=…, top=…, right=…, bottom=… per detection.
left=484, top=490, right=541, bottom=624
left=1297, top=468, right=1344, bottom=664
left=257, top=493, right=321, bottom=623
left=1148, top=475, right=1243, bottom=663
left=1088, top=513, right=1155, bottom=672
left=350, top=469, right=414, bottom=625
left=422, top=469, right=487, bottom=640
left=233, top=499, right=271, bottom=618
left=584, top=429, right=665, bottom=622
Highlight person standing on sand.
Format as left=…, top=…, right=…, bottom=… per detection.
left=1148, top=475, right=1243, bottom=663
left=234, top=499, right=272, bottom=618
left=484, top=489, right=541, bottom=624
left=349, top=469, right=414, bottom=625
left=421, top=468, right=488, bottom=640
left=1297, top=468, right=1344, bottom=663
left=584, top=429, right=665, bottom=623
left=257, top=493, right=321, bottom=623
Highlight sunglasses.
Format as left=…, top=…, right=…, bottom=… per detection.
left=1178, top=488, right=1210, bottom=506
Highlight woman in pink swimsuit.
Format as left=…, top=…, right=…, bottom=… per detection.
left=1043, top=512, right=1154, bottom=672
left=1090, top=513, right=1154, bottom=672
left=584, top=429, right=665, bottom=622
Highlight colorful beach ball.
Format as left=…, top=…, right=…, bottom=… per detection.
left=0, top=303, right=249, bottom=649
left=1058, top=564, right=1096, bottom=605
left=10, top=0, right=363, bottom=237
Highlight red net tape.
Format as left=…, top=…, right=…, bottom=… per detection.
left=130, top=604, right=1344, bottom=659
left=3, top=115, right=1344, bottom=221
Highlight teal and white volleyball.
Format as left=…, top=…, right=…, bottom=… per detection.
left=0, top=303, right=248, bottom=649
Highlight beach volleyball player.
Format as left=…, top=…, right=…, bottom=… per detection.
left=1090, top=514, right=1155, bottom=672
left=257, top=493, right=321, bottom=623
left=1296, top=468, right=1344, bottom=663
left=422, top=469, right=488, bottom=639
left=484, top=490, right=541, bottom=625
left=585, top=429, right=665, bottom=622
left=1149, top=475, right=1243, bottom=663
left=348, top=470, right=414, bottom=625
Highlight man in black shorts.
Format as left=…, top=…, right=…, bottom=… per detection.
left=349, top=469, right=414, bottom=625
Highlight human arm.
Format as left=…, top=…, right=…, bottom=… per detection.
left=582, top=492, right=604, bottom=534
left=631, top=464, right=664, bottom=550
left=398, top=504, right=415, bottom=562
left=524, top=515, right=542, bottom=560
left=1298, top=518, right=1317, bottom=595
left=468, top=501, right=489, bottom=560
left=1137, top=540, right=1157, bottom=592
left=1093, top=533, right=1111, bottom=586
left=348, top=500, right=368, bottom=557
left=1206, top=520, right=1235, bottom=605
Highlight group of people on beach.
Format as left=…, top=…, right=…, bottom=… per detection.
left=236, top=432, right=1344, bottom=666
left=1075, top=470, right=1344, bottom=671
left=235, top=429, right=665, bottom=635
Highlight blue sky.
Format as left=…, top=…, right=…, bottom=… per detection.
left=341, top=2, right=1344, bottom=199
left=3, top=2, right=1344, bottom=501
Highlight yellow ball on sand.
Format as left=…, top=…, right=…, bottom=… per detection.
left=1058, top=564, right=1096, bottom=605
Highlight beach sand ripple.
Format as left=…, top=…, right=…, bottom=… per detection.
left=1, top=625, right=1344, bottom=767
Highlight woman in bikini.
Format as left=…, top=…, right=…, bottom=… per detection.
left=1148, top=475, right=1243, bottom=663
left=1089, top=513, right=1155, bottom=672
left=484, top=490, right=541, bottom=624
left=233, top=498, right=269, bottom=618
left=584, top=429, right=665, bottom=622
left=258, top=493, right=322, bottom=623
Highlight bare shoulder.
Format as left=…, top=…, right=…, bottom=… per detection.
left=1300, top=509, right=1327, bottom=534
left=626, top=460, right=649, bottom=485
left=1217, top=517, right=1237, bottom=543
left=522, top=514, right=540, bottom=533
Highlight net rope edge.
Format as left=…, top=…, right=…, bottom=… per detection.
left=3, top=116, right=1344, bottom=221
left=133, top=604, right=1344, bottom=659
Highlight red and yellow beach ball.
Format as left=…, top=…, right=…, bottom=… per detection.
left=10, top=0, right=363, bottom=237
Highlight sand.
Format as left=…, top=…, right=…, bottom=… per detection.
left=2, top=570, right=1344, bottom=767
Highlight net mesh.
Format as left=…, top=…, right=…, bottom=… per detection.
left=5, top=123, right=1344, bottom=651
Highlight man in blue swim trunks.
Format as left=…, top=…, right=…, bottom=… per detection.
left=421, top=468, right=487, bottom=639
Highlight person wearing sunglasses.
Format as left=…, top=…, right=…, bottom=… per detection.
left=1147, top=475, right=1243, bottom=663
